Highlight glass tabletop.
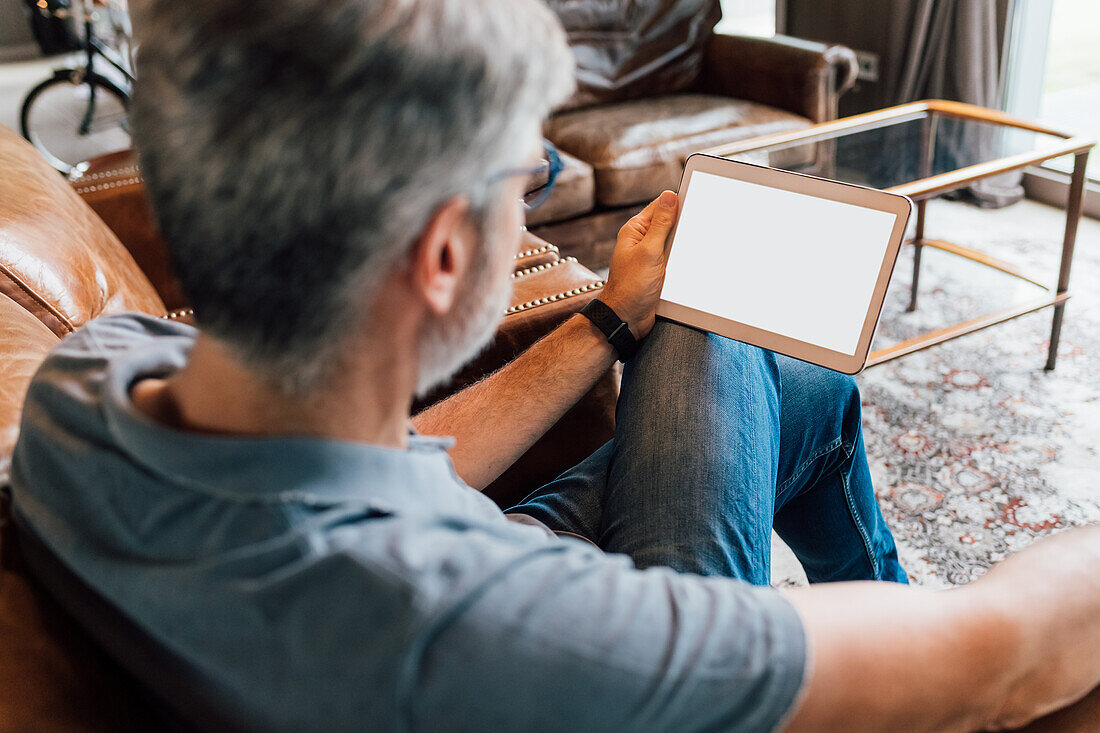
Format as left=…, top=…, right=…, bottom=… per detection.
left=723, top=110, right=1073, bottom=193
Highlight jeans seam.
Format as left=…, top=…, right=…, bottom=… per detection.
left=838, top=441, right=880, bottom=579
left=777, top=435, right=844, bottom=494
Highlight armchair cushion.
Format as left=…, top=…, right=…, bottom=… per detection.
left=698, top=33, right=859, bottom=124
left=524, top=148, right=595, bottom=227
left=545, top=94, right=809, bottom=206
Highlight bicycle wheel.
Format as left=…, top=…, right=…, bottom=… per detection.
left=20, top=70, right=131, bottom=175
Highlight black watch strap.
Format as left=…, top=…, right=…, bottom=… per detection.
left=580, top=298, right=640, bottom=362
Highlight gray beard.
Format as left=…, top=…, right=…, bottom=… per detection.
left=414, top=248, right=512, bottom=397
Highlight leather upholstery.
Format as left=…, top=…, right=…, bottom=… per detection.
left=69, top=150, right=189, bottom=311
left=0, top=544, right=163, bottom=732
left=523, top=148, right=595, bottom=227
left=530, top=204, right=637, bottom=268
left=545, top=94, right=811, bottom=206
left=514, top=235, right=564, bottom=268
left=0, top=295, right=58, bottom=486
left=0, top=126, right=164, bottom=337
left=696, top=33, right=859, bottom=124
left=545, top=0, right=722, bottom=112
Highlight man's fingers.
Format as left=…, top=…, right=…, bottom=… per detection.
left=641, top=190, right=678, bottom=252
left=628, top=196, right=660, bottom=229
left=619, top=191, right=679, bottom=247
left=618, top=195, right=661, bottom=243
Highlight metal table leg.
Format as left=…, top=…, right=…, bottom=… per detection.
left=907, top=115, right=935, bottom=313
left=1045, top=151, right=1090, bottom=371
left=907, top=198, right=927, bottom=312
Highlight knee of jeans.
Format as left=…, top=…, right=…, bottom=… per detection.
left=835, top=373, right=863, bottom=442
left=643, top=320, right=707, bottom=358
left=633, top=321, right=781, bottom=399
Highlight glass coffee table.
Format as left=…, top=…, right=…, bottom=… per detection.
left=699, top=100, right=1095, bottom=370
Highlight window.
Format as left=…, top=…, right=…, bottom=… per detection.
left=716, top=0, right=776, bottom=37
left=1003, top=0, right=1099, bottom=214
left=1038, top=0, right=1100, bottom=180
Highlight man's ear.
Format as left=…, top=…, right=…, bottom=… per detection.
left=408, top=196, right=476, bottom=316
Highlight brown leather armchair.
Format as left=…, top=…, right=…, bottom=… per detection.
left=527, top=0, right=858, bottom=267
left=0, top=124, right=615, bottom=729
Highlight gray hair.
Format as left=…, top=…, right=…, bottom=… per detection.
left=130, top=0, right=574, bottom=393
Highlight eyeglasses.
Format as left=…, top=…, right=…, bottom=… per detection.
left=488, top=140, right=563, bottom=211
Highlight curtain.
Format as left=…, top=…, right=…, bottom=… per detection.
left=892, top=0, right=1022, bottom=207
left=787, top=0, right=1023, bottom=207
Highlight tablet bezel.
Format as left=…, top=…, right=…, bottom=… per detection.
left=656, top=153, right=914, bottom=374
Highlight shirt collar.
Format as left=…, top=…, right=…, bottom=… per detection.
left=97, top=321, right=468, bottom=512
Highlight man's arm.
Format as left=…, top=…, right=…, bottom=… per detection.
left=783, top=525, right=1100, bottom=732
left=414, top=191, right=680, bottom=490
left=413, top=313, right=616, bottom=489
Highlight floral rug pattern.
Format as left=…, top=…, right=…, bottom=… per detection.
left=774, top=199, right=1100, bottom=588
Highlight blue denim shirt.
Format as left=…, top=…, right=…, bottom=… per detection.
left=12, top=314, right=807, bottom=732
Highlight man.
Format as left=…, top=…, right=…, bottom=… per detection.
left=10, top=0, right=1100, bottom=730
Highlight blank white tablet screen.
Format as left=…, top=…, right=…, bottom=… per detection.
left=661, top=171, right=898, bottom=356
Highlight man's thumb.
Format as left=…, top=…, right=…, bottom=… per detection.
left=645, top=190, right=679, bottom=240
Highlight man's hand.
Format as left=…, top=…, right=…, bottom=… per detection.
left=974, top=525, right=1100, bottom=729
left=600, top=190, right=679, bottom=339
left=784, top=525, right=1100, bottom=732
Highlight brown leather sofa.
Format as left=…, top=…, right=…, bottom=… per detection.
left=0, top=123, right=614, bottom=729
left=526, top=0, right=858, bottom=266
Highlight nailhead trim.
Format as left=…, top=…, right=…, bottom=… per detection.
left=514, top=243, right=559, bottom=260
left=72, top=176, right=142, bottom=194
left=505, top=280, right=604, bottom=314
left=73, top=165, right=140, bottom=182
left=159, top=288, right=604, bottom=321
left=510, top=256, right=578, bottom=280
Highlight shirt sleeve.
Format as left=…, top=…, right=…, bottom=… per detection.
left=402, top=531, right=808, bottom=733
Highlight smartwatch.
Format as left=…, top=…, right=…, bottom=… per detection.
left=580, top=298, right=640, bottom=362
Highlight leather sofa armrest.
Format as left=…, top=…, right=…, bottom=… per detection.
left=698, top=33, right=858, bottom=123
left=414, top=246, right=617, bottom=507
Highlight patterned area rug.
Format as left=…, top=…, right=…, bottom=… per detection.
left=772, top=198, right=1100, bottom=588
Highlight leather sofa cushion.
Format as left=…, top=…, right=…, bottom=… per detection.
left=0, top=125, right=164, bottom=337
left=0, top=295, right=58, bottom=486
left=524, top=148, right=594, bottom=227
left=545, top=94, right=811, bottom=207
left=546, top=0, right=721, bottom=112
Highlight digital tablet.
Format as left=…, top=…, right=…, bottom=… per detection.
left=656, top=154, right=914, bottom=374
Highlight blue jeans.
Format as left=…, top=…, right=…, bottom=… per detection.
left=509, top=320, right=908, bottom=585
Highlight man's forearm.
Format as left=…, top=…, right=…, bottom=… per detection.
left=413, top=313, right=617, bottom=490
left=783, top=582, right=1021, bottom=732
left=784, top=526, right=1100, bottom=732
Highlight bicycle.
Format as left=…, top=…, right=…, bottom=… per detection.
left=20, top=0, right=134, bottom=175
